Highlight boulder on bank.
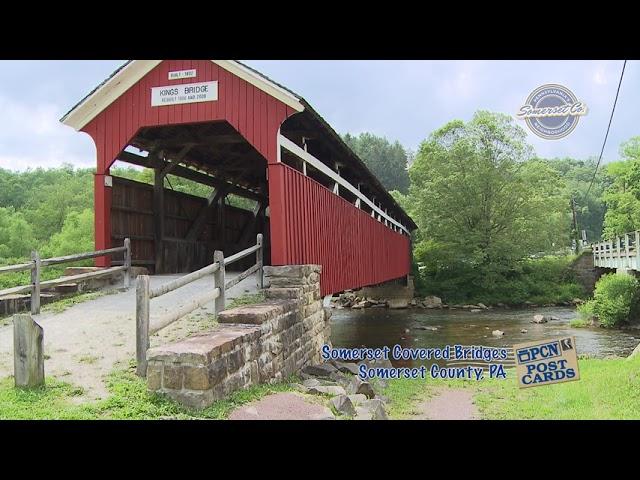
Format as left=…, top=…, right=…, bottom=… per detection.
left=307, top=385, right=347, bottom=396
left=302, top=363, right=337, bottom=377
left=331, top=395, right=357, bottom=416
left=423, top=295, right=443, bottom=309
left=347, top=377, right=376, bottom=399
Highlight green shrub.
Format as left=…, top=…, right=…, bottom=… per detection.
left=414, top=252, right=584, bottom=305
left=579, top=273, right=639, bottom=328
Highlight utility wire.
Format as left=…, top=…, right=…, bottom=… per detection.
left=585, top=59, right=627, bottom=197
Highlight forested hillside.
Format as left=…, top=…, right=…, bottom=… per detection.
left=1, top=115, right=638, bottom=304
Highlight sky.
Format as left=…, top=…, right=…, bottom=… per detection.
left=0, top=60, right=636, bottom=171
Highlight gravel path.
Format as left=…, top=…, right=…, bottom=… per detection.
left=0, top=272, right=260, bottom=401
left=228, top=392, right=334, bottom=420
left=415, top=387, right=479, bottom=420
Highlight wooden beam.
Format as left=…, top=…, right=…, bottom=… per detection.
left=218, top=194, right=227, bottom=251
left=160, top=144, right=194, bottom=177
left=185, top=187, right=227, bottom=242
left=154, top=166, right=165, bottom=273
left=236, top=202, right=264, bottom=247
left=118, top=151, right=266, bottom=203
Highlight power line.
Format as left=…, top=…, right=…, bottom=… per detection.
left=585, top=59, right=627, bottom=197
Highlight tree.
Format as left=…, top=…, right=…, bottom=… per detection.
left=407, top=111, right=569, bottom=298
left=342, top=132, right=410, bottom=193
left=42, top=209, right=94, bottom=258
left=0, top=207, right=37, bottom=260
left=602, top=137, right=640, bottom=238
left=542, top=157, right=609, bottom=243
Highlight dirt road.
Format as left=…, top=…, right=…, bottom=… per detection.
left=0, top=272, right=260, bottom=400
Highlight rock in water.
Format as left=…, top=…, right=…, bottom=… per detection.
left=492, top=329, right=504, bottom=337
left=520, top=329, right=528, bottom=334
left=532, top=314, right=548, bottom=324
left=388, top=299, right=409, bottom=309
left=331, top=395, right=356, bottom=416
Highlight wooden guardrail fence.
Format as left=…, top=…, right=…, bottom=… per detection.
left=0, top=239, right=132, bottom=315
left=135, top=234, right=263, bottom=376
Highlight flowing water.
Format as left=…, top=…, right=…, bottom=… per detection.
left=330, top=306, right=640, bottom=365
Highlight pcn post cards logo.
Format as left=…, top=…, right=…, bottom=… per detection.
left=514, top=336, right=580, bottom=388
left=516, top=84, right=588, bottom=139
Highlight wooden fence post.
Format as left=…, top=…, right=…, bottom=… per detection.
left=13, top=314, right=44, bottom=388
left=30, top=251, right=41, bottom=315
left=124, top=238, right=131, bottom=289
left=136, top=275, right=150, bottom=377
left=214, top=250, right=225, bottom=315
left=256, top=233, right=264, bottom=289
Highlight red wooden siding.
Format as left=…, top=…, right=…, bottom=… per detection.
left=268, top=163, right=411, bottom=296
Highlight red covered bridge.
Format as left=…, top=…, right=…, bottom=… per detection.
left=61, top=60, right=416, bottom=296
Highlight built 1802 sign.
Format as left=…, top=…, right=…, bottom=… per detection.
left=516, top=84, right=588, bottom=140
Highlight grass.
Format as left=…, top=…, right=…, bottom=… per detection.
left=77, top=355, right=100, bottom=364
left=43, top=290, right=114, bottom=315
left=226, top=292, right=266, bottom=310
left=569, top=317, right=591, bottom=328
left=476, top=355, right=640, bottom=419
left=383, top=355, right=640, bottom=420
left=0, top=361, right=299, bottom=420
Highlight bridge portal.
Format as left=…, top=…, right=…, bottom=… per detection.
left=61, top=60, right=416, bottom=295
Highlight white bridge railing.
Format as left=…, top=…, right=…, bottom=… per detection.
left=592, top=231, right=640, bottom=271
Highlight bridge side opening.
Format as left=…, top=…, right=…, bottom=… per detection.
left=108, top=120, right=270, bottom=274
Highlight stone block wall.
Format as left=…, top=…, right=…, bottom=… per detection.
left=570, top=249, right=603, bottom=294
left=145, top=264, right=331, bottom=409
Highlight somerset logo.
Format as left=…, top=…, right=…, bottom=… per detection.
left=516, top=84, right=588, bottom=140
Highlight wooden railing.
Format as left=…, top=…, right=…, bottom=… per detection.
left=593, top=231, right=640, bottom=271
left=0, top=239, right=132, bottom=315
left=135, top=234, right=263, bottom=376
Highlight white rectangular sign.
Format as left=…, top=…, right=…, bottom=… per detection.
left=168, top=69, right=196, bottom=80
left=151, top=81, right=218, bottom=107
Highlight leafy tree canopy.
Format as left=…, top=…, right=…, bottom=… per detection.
left=342, top=132, right=410, bottom=193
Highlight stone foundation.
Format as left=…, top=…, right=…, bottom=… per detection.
left=353, top=275, right=414, bottom=309
left=570, top=249, right=602, bottom=294
left=146, top=264, right=331, bottom=409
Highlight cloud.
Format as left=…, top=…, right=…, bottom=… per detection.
left=0, top=94, right=95, bottom=171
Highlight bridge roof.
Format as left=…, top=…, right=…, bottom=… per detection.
left=61, top=60, right=416, bottom=231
